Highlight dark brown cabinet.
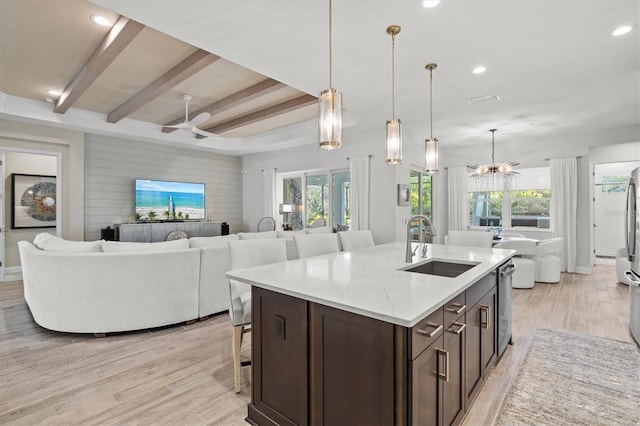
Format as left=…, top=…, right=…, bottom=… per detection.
left=249, top=270, right=500, bottom=426
left=465, top=283, right=497, bottom=408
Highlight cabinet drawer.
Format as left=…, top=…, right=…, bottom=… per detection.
left=466, top=271, right=497, bottom=308
left=444, top=292, right=466, bottom=325
left=411, top=307, right=444, bottom=359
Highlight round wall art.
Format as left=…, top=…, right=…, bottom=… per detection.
left=11, top=174, right=57, bottom=229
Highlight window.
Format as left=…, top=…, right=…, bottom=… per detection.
left=470, top=192, right=503, bottom=226
left=510, top=189, right=550, bottom=228
left=601, top=175, right=628, bottom=193
left=410, top=170, right=433, bottom=241
left=279, top=170, right=349, bottom=230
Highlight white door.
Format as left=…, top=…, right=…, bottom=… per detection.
left=0, top=152, right=5, bottom=281
left=594, top=161, right=640, bottom=257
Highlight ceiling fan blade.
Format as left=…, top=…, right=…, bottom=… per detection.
left=189, top=112, right=212, bottom=128
left=192, top=127, right=219, bottom=138
left=163, top=121, right=191, bottom=129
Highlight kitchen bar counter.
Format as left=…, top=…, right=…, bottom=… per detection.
left=227, top=241, right=514, bottom=327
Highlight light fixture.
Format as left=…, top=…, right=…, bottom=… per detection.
left=612, top=25, right=633, bottom=36
left=424, top=63, right=439, bottom=175
left=467, top=129, right=519, bottom=181
left=422, top=0, right=440, bottom=8
left=472, top=65, right=487, bottom=74
left=90, top=14, right=110, bottom=26
left=319, top=0, right=342, bottom=150
left=385, top=25, right=402, bottom=165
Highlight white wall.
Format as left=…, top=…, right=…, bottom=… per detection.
left=84, top=134, right=243, bottom=240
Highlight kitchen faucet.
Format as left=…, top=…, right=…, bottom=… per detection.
left=406, top=214, right=437, bottom=262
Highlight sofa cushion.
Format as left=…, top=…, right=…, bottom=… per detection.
left=238, top=231, right=277, bottom=239
left=35, top=234, right=104, bottom=253
left=102, top=239, right=189, bottom=252
left=189, top=234, right=239, bottom=249
left=277, top=229, right=305, bottom=238
left=33, top=232, right=57, bottom=247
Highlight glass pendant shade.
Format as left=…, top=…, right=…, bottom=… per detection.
left=425, top=137, right=439, bottom=174
left=319, top=88, right=343, bottom=149
left=386, top=119, right=402, bottom=164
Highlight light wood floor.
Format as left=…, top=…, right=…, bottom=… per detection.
left=0, top=264, right=633, bottom=425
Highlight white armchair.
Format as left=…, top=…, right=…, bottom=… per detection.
left=294, top=233, right=340, bottom=258
left=444, top=231, right=493, bottom=248
left=338, top=230, right=375, bottom=251
left=535, top=237, right=563, bottom=283
left=227, top=239, right=287, bottom=393
left=494, top=239, right=537, bottom=289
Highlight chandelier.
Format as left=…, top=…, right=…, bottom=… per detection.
left=468, top=129, right=519, bottom=180
left=319, top=0, right=342, bottom=150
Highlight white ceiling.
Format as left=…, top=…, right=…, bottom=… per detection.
left=2, top=0, right=638, bottom=157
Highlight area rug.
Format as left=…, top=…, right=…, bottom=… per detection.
left=496, top=329, right=640, bottom=426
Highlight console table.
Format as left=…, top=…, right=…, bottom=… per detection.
left=116, top=221, right=223, bottom=242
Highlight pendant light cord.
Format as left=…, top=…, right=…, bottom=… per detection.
left=491, top=129, right=496, bottom=165
left=429, top=67, right=433, bottom=140
left=391, top=32, right=396, bottom=119
left=328, top=0, right=333, bottom=89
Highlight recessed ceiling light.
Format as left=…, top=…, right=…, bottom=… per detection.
left=612, top=25, right=633, bottom=36
left=422, top=0, right=440, bottom=8
left=90, top=15, right=111, bottom=26
left=473, top=66, right=487, bottom=74
left=46, top=89, right=61, bottom=96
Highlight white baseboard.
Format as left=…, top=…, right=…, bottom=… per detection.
left=2, top=266, right=23, bottom=282
left=574, top=266, right=593, bottom=275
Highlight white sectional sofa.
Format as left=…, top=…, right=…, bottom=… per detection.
left=18, top=229, right=372, bottom=335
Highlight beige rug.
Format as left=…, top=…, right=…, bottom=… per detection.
left=496, top=329, right=640, bottom=426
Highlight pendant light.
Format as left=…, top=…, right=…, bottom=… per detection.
left=425, top=63, right=439, bottom=175
left=467, top=129, right=520, bottom=181
left=319, top=0, right=343, bottom=150
left=385, top=25, right=402, bottom=165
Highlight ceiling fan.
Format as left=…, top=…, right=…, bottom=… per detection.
left=163, top=94, right=218, bottom=138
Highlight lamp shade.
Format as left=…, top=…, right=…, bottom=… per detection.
left=425, top=137, right=438, bottom=174
left=386, top=119, right=402, bottom=164
left=319, top=88, right=342, bottom=149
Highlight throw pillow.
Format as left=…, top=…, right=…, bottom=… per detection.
left=37, top=237, right=104, bottom=253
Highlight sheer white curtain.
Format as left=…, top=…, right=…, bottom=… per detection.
left=550, top=157, right=577, bottom=272
left=350, top=157, right=370, bottom=230
left=261, top=168, right=276, bottom=218
left=447, top=166, right=469, bottom=231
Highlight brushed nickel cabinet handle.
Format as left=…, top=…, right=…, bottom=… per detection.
left=416, top=323, right=443, bottom=337
left=437, top=349, right=449, bottom=382
left=447, top=322, right=467, bottom=335
left=480, top=305, right=491, bottom=329
left=446, top=303, right=466, bottom=315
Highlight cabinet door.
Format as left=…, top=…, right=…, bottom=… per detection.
left=412, top=336, right=443, bottom=426
left=479, top=287, right=497, bottom=372
left=309, top=303, right=395, bottom=426
left=464, top=286, right=497, bottom=408
left=442, top=321, right=466, bottom=426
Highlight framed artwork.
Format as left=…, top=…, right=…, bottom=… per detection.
left=397, top=183, right=410, bottom=206
left=11, top=173, right=57, bottom=229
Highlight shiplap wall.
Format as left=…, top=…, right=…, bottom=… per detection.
left=84, top=135, right=242, bottom=241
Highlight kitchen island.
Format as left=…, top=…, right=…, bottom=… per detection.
left=227, top=241, right=514, bottom=426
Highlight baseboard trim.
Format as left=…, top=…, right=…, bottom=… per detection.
left=574, top=266, right=592, bottom=275
left=2, top=266, right=23, bottom=282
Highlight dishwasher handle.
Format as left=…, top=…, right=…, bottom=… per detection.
left=500, top=263, right=517, bottom=277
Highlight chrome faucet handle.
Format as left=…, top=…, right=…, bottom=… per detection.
left=412, top=245, right=418, bottom=256
left=421, top=244, right=428, bottom=258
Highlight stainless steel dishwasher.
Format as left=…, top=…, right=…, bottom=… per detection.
left=497, top=260, right=516, bottom=357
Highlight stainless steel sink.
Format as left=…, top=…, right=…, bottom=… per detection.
left=401, top=260, right=480, bottom=278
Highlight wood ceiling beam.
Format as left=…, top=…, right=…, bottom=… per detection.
left=162, top=78, right=286, bottom=133
left=196, top=94, right=317, bottom=137
left=107, top=49, right=220, bottom=124
left=54, top=16, right=144, bottom=114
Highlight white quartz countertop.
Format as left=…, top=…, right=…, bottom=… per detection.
left=226, top=242, right=514, bottom=327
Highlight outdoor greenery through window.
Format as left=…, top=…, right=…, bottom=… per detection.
left=601, top=175, right=628, bottom=193
left=410, top=170, right=433, bottom=241
left=469, top=189, right=550, bottom=228
left=280, top=170, right=349, bottom=230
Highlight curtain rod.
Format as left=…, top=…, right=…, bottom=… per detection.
left=545, top=155, right=583, bottom=161
left=346, top=155, right=373, bottom=161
